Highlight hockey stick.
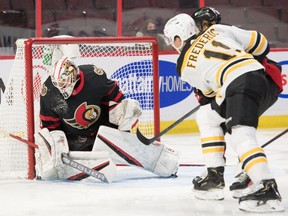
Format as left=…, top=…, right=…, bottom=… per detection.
left=61, top=153, right=109, bottom=183
left=9, top=134, right=110, bottom=183
left=234, top=128, right=288, bottom=178
left=261, top=128, right=288, bottom=148
left=136, top=105, right=200, bottom=145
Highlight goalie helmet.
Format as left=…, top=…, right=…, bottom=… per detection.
left=163, top=13, right=196, bottom=52
left=51, top=57, right=79, bottom=99
left=192, top=7, right=221, bottom=33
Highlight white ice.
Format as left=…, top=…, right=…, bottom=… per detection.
left=1, top=129, right=287, bottom=216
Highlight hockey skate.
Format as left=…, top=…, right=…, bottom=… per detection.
left=193, top=166, right=225, bottom=200
left=239, top=179, right=284, bottom=213
left=229, top=171, right=252, bottom=199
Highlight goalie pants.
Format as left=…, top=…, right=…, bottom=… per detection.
left=66, top=135, right=95, bottom=151
left=212, top=69, right=279, bottom=132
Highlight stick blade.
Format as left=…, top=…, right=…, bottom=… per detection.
left=136, top=128, right=155, bottom=145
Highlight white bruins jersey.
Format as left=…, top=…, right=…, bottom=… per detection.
left=177, top=24, right=268, bottom=105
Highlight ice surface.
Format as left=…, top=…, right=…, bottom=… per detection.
left=0, top=129, right=287, bottom=216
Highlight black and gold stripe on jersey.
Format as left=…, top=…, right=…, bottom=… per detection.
left=246, top=31, right=269, bottom=57
left=202, top=89, right=217, bottom=98
left=215, top=54, right=255, bottom=86
left=240, top=147, right=267, bottom=173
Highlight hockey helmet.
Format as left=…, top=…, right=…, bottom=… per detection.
left=163, top=13, right=196, bottom=52
left=192, top=7, right=221, bottom=32
left=51, top=57, right=79, bottom=99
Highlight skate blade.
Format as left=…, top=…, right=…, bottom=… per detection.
left=193, top=188, right=224, bottom=200
left=239, top=199, right=284, bottom=213
left=232, top=187, right=251, bottom=199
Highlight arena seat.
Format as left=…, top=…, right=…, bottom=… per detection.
left=229, top=0, right=263, bottom=7
left=280, top=7, right=288, bottom=22
left=217, top=7, right=247, bottom=25
left=274, top=23, right=288, bottom=43
left=204, top=0, right=231, bottom=6
left=157, top=0, right=179, bottom=8
left=245, top=7, right=280, bottom=24
left=10, top=0, right=34, bottom=10
left=262, top=0, right=288, bottom=7
left=241, top=23, right=279, bottom=42
left=42, top=0, right=67, bottom=10
left=67, top=0, right=95, bottom=9
left=0, top=1, right=12, bottom=10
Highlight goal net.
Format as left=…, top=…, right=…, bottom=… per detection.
left=0, top=37, right=160, bottom=179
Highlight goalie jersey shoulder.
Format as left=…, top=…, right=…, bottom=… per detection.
left=40, top=77, right=59, bottom=98
left=78, top=65, right=107, bottom=77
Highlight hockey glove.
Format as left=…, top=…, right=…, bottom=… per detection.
left=194, top=88, right=214, bottom=106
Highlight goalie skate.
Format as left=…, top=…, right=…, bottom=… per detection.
left=239, top=179, right=284, bottom=213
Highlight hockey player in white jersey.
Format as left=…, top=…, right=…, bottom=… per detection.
left=192, top=7, right=283, bottom=198
left=164, top=11, right=283, bottom=213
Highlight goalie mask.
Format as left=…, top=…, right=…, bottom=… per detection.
left=192, top=7, right=221, bottom=33
left=163, top=13, right=196, bottom=52
left=51, top=57, right=79, bottom=99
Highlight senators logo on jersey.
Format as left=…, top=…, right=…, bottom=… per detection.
left=64, top=102, right=101, bottom=129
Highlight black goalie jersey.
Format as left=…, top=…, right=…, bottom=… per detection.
left=39, top=64, right=124, bottom=147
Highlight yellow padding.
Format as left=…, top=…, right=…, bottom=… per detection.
left=201, top=136, right=225, bottom=143
left=244, top=157, right=268, bottom=173
left=203, top=147, right=225, bottom=154
left=240, top=147, right=264, bottom=162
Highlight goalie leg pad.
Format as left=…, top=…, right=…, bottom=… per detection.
left=153, top=143, right=180, bottom=177
left=35, top=128, right=69, bottom=180
left=93, top=126, right=180, bottom=177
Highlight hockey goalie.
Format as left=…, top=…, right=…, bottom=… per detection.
left=35, top=41, right=180, bottom=182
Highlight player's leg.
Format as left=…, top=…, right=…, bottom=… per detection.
left=226, top=71, right=283, bottom=212
left=192, top=104, right=226, bottom=200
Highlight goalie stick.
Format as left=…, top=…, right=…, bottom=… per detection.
left=9, top=134, right=110, bottom=183
left=61, top=153, right=109, bottom=183
left=136, top=105, right=200, bottom=145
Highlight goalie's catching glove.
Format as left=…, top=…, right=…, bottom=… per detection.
left=109, top=98, right=142, bottom=131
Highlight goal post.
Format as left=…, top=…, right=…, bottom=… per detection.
left=0, top=36, right=160, bottom=179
